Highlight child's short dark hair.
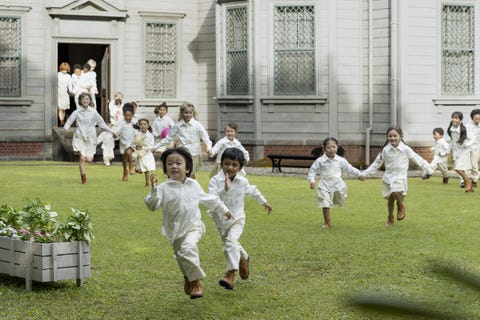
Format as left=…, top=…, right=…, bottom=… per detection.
left=470, top=109, right=480, bottom=119
left=154, top=102, right=168, bottom=114
left=433, top=127, right=444, bottom=136
left=221, top=147, right=245, bottom=168
left=161, top=147, right=193, bottom=178
left=122, top=103, right=135, bottom=114
left=73, top=64, right=82, bottom=71
left=82, top=63, right=91, bottom=71
left=225, top=122, right=238, bottom=132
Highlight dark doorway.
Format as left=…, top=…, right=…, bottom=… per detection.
left=57, top=43, right=110, bottom=124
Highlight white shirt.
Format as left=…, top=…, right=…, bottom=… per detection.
left=308, top=154, right=361, bottom=192
left=432, top=136, right=450, bottom=164
left=208, top=171, right=267, bottom=220
left=144, top=178, right=230, bottom=244
left=466, top=122, right=480, bottom=151
left=154, top=119, right=212, bottom=156
left=362, top=141, right=434, bottom=184
left=449, top=125, right=475, bottom=159
left=210, top=137, right=250, bottom=164
left=70, top=74, right=83, bottom=94
left=113, top=119, right=136, bottom=148
left=108, top=101, right=124, bottom=126
left=135, top=130, right=155, bottom=151
left=151, top=115, right=175, bottom=138
left=57, top=72, right=72, bottom=95
left=63, top=107, right=113, bottom=140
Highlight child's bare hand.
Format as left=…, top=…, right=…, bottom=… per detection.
left=225, top=212, right=233, bottom=220
left=150, top=174, right=158, bottom=187
left=309, top=182, right=315, bottom=189
left=263, top=203, right=272, bottom=214
left=358, top=175, right=366, bottom=181
left=224, top=173, right=231, bottom=191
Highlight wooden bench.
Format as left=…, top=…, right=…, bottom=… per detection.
left=267, top=154, right=317, bottom=173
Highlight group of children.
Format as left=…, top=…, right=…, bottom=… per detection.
left=57, top=59, right=99, bottom=126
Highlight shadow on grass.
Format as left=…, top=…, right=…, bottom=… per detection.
left=0, top=274, right=71, bottom=291
left=348, top=259, right=480, bottom=319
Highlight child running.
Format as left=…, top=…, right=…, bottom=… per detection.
left=207, top=147, right=272, bottom=290
left=144, top=147, right=233, bottom=299
left=360, top=126, right=434, bottom=227
left=467, top=109, right=480, bottom=188
left=113, top=103, right=137, bottom=181
left=151, top=102, right=175, bottom=143
left=421, top=128, right=450, bottom=183
left=153, top=102, right=212, bottom=179
left=208, top=122, right=250, bottom=178
left=63, top=92, right=114, bottom=184
left=133, top=118, right=156, bottom=187
left=308, top=137, right=362, bottom=229
left=447, top=111, right=476, bottom=192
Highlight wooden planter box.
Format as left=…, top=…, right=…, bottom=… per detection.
left=0, top=236, right=90, bottom=290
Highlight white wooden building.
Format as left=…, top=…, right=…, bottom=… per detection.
left=0, top=0, right=478, bottom=165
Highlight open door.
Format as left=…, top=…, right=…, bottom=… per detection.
left=100, top=46, right=110, bottom=122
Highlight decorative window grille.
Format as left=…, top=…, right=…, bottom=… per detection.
left=145, top=23, right=176, bottom=98
left=0, top=17, right=21, bottom=97
left=442, top=5, right=475, bottom=95
left=274, top=5, right=315, bottom=95
left=226, top=6, right=248, bottom=95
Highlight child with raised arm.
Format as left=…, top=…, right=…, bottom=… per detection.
left=113, top=103, right=136, bottom=181
left=208, top=122, right=250, bottom=178
left=447, top=111, right=476, bottom=192
left=133, top=118, right=156, bottom=187
left=208, top=148, right=272, bottom=290
left=152, top=102, right=212, bottom=179
left=421, top=128, right=450, bottom=183
left=360, top=126, right=434, bottom=227
left=144, top=147, right=233, bottom=299
left=63, top=92, right=114, bottom=184
left=308, top=137, right=362, bottom=229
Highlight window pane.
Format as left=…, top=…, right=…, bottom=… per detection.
left=442, top=5, right=474, bottom=95
left=226, top=7, right=248, bottom=95
left=145, top=23, right=176, bottom=98
left=274, top=5, right=315, bottom=95
left=0, top=17, right=21, bottom=97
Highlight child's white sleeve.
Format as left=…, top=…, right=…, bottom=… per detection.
left=307, top=160, right=319, bottom=183
left=361, top=153, right=383, bottom=177
left=144, top=187, right=163, bottom=211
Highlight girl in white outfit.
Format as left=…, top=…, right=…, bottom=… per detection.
left=208, top=148, right=272, bottom=290
left=447, top=111, right=475, bottom=192
left=151, top=102, right=175, bottom=143
left=360, top=126, right=434, bottom=227
left=113, top=103, right=137, bottom=181
left=57, top=62, right=72, bottom=126
left=63, top=92, right=114, bottom=184
left=144, top=147, right=232, bottom=299
left=308, top=137, right=362, bottom=229
left=208, top=122, right=250, bottom=178
left=134, top=119, right=156, bottom=187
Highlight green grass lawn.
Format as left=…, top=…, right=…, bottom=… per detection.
left=0, top=162, right=479, bottom=319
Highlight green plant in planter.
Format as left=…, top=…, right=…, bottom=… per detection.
left=62, top=208, right=94, bottom=244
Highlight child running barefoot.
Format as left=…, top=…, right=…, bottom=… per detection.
left=113, top=103, right=137, bottom=181
left=133, top=119, right=156, bottom=187
left=144, top=147, right=233, bottom=299
left=208, top=148, right=272, bottom=290
left=308, top=137, right=362, bottom=229
left=360, top=126, right=434, bottom=227
left=63, top=92, right=114, bottom=184
left=152, top=102, right=212, bottom=179
left=447, top=111, right=476, bottom=192
left=208, top=122, right=250, bottom=178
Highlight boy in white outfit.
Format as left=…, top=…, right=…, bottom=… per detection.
left=422, top=128, right=450, bottom=184
left=208, top=148, right=272, bottom=290
left=144, top=147, right=233, bottom=299
left=467, top=109, right=480, bottom=187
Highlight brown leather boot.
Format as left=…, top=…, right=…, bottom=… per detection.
left=239, top=257, right=249, bottom=279
left=189, top=279, right=203, bottom=299
left=81, top=173, right=87, bottom=184
left=465, top=179, right=475, bottom=193
left=386, top=214, right=394, bottom=227
left=122, top=167, right=128, bottom=181
left=183, top=276, right=192, bottom=295
left=219, top=270, right=235, bottom=290
left=129, top=162, right=136, bottom=175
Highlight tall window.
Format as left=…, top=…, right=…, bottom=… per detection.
left=145, top=22, right=176, bottom=98
left=226, top=6, right=248, bottom=95
left=442, top=5, right=475, bottom=95
left=0, top=17, right=21, bottom=97
left=274, top=5, right=315, bottom=95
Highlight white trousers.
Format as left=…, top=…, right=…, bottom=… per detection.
left=470, top=149, right=480, bottom=182
left=218, top=217, right=248, bottom=272
left=172, top=229, right=205, bottom=282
